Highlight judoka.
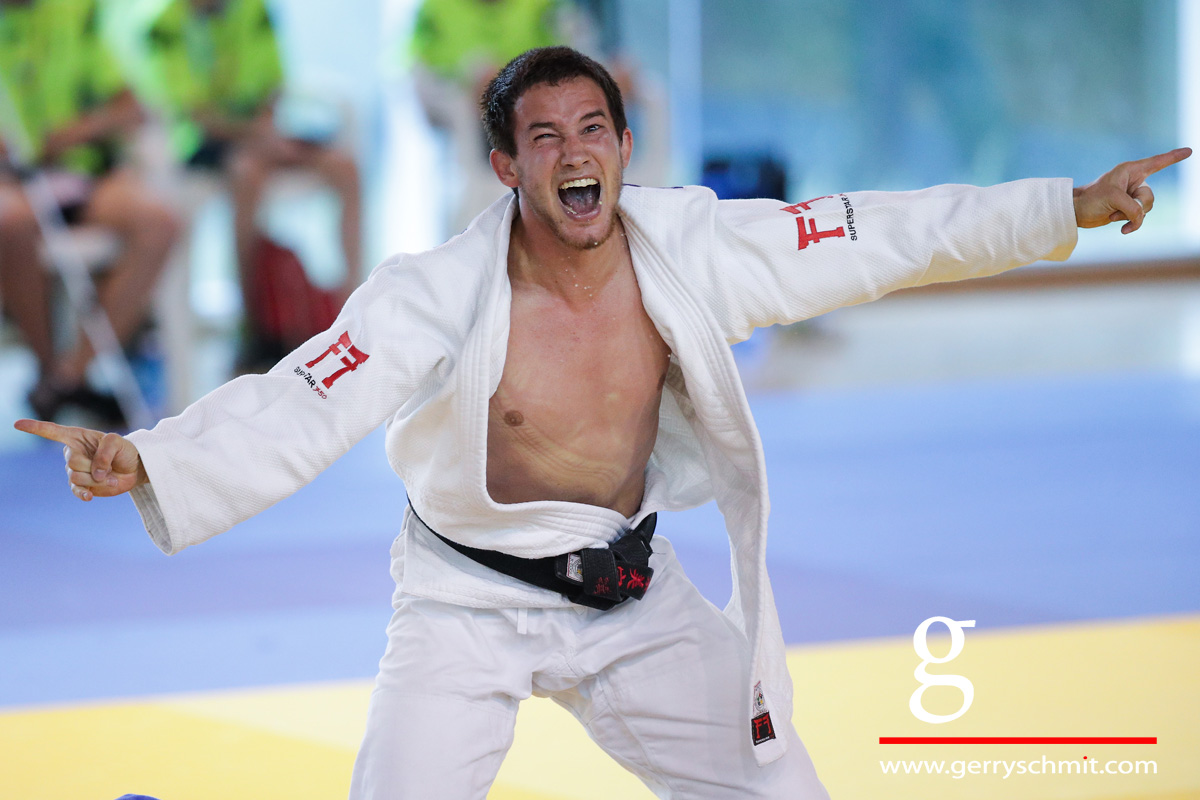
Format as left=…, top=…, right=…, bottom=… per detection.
left=16, top=46, right=1191, bottom=799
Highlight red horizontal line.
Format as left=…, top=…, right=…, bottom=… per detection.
left=879, top=737, right=1157, bottom=745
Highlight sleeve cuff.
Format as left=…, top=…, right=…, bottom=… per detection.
left=1045, top=177, right=1079, bottom=262
left=129, top=480, right=179, bottom=555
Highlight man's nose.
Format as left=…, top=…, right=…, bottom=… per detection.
left=561, top=135, right=591, bottom=167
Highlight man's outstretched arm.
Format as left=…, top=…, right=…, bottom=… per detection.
left=701, top=146, right=1192, bottom=339
left=1072, top=147, right=1192, bottom=233
left=9, top=251, right=469, bottom=555
left=13, top=419, right=145, bottom=502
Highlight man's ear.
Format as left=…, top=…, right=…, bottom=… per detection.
left=490, top=149, right=519, bottom=189
left=620, top=128, right=633, bottom=170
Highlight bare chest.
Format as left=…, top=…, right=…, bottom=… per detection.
left=500, top=290, right=668, bottom=410
left=485, top=271, right=670, bottom=512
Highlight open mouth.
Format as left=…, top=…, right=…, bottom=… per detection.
left=558, top=178, right=602, bottom=218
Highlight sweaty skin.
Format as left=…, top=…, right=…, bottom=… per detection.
left=486, top=78, right=669, bottom=518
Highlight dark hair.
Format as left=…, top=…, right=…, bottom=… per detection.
left=481, top=46, right=627, bottom=157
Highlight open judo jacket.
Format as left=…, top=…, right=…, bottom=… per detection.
left=128, top=180, right=1078, bottom=764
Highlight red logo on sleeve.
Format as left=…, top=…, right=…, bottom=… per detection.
left=794, top=216, right=846, bottom=250
left=779, top=197, right=845, bottom=251
left=780, top=196, right=832, bottom=214
left=306, top=331, right=370, bottom=388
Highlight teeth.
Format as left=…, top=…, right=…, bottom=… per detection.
left=559, top=178, right=599, bottom=190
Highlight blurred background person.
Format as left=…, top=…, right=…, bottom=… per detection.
left=405, top=0, right=667, bottom=237
left=134, top=0, right=363, bottom=367
left=0, top=0, right=178, bottom=425
left=408, top=0, right=577, bottom=234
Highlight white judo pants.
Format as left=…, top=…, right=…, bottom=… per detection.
left=348, top=546, right=830, bottom=799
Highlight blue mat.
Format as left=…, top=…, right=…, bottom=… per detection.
left=2, top=370, right=1196, bottom=706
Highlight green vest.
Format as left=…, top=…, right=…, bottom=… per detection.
left=411, top=0, right=561, bottom=82
left=139, top=0, right=283, bottom=157
left=0, top=0, right=128, bottom=174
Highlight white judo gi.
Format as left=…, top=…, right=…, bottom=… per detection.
left=126, top=180, right=1077, bottom=798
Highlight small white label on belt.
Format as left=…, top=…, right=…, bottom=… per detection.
left=565, top=553, right=583, bottom=583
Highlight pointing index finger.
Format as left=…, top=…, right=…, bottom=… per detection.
left=13, top=418, right=76, bottom=445
left=1129, top=147, right=1192, bottom=181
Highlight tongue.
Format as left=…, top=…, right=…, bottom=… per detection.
left=560, top=184, right=600, bottom=216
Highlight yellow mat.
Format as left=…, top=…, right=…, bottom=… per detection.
left=1, top=614, right=1195, bottom=799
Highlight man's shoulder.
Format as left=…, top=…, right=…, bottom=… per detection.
left=371, top=238, right=491, bottom=297
left=366, top=199, right=510, bottom=314
left=619, top=184, right=720, bottom=232
left=620, top=183, right=717, bottom=208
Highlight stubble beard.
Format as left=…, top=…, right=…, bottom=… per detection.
left=555, top=203, right=620, bottom=251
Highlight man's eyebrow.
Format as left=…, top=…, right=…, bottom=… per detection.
left=525, top=109, right=609, bottom=132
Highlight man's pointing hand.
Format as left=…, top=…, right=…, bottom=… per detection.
left=13, top=419, right=146, bottom=501
left=1073, top=147, right=1192, bottom=234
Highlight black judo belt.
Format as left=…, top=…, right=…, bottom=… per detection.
left=411, top=506, right=657, bottom=611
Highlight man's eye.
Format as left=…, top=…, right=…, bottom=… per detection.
left=584, top=124, right=602, bottom=134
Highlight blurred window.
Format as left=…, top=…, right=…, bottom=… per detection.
left=613, top=0, right=1189, bottom=261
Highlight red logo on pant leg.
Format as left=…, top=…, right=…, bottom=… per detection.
left=751, top=712, right=776, bottom=746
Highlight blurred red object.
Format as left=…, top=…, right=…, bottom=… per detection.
left=248, top=236, right=338, bottom=350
